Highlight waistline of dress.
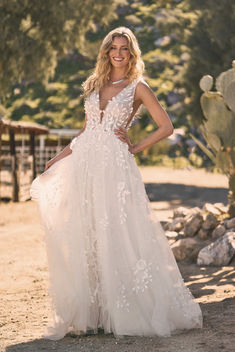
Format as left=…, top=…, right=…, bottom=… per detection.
left=84, top=126, right=118, bottom=134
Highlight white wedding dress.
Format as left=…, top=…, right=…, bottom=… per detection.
left=30, top=77, right=203, bottom=340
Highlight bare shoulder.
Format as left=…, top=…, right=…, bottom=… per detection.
left=135, top=79, right=156, bottom=103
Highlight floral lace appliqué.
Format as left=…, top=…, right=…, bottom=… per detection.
left=117, top=182, right=130, bottom=224
left=116, top=283, right=130, bottom=312
left=99, top=214, right=109, bottom=231
left=132, top=259, right=153, bottom=294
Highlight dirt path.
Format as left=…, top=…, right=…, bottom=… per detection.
left=0, top=167, right=234, bottom=352
left=140, top=167, right=228, bottom=221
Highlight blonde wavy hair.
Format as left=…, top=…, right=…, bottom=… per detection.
left=82, top=27, right=145, bottom=97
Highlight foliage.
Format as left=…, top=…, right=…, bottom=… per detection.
left=151, top=0, right=235, bottom=126
left=2, top=0, right=235, bottom=170
left=3, top=53, right=92, bottom=128
left=0, top=0, right=119, bottom=97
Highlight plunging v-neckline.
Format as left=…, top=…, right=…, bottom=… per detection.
left=98, top=80, right=134, bottom=123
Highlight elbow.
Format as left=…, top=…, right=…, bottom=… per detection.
left=169, top=125, right=174, bottom=136
left=165, top=124, right=174, bottom=137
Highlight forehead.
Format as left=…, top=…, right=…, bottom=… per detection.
left=112, top=36, right=129, bottom=46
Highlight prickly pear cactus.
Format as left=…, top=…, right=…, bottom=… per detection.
left=196, top=61, right=235, bottom=216
left=199, top=75, right=213, bottom=92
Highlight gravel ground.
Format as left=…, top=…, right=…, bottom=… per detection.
left=0, top=167, right=234, bottom=352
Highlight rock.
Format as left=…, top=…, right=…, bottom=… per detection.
left=165, top=231, right=178, bottom=239
left=214, top=202, right=228, bottom=214
left=185, top=207, right=202, bottom=218
left=202, top=213, right=219, bottom=231
left=224, top=217, right=235, bottom=229
left=171, top=238, right=200, bottom=261
left=173, top=207, right=190, bottom=218
left=169, top=217, right=184, bottom=232
left=203, top=203, right=221, bottom=215
left=184, top=213, right=203, bottom=237
left=168, top=239, right=177, bottom=246
left=212, top=224, right=226, bottom=239
left=162, top=221, right=170, bottom=231
left=198, top=228, right=210, bottom=240
left=197, top=232, right=235, bottom=266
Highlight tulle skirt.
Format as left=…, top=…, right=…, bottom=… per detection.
left=30, top=127, right=203, bottom=340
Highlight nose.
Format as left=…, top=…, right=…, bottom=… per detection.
left=116, top=48, right=121, bottom=56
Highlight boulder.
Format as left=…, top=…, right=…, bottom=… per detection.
left=171, top=237, right=204, bottom=262
left=202, top=213, right=219, bottom=231
left=169, top=217, right=184, bottom=232
left=165, top=231, right=179, bottom=239
left=198, top=228, right=210, bottom=240
left=162, top=221, right=170, bottom=231
left=224, top=217, right=235, bottom=229
left=212, top=224, right=226, bottom=239
left=185, top=207, right=202, bottom=219
left=203, top=203, right=221, bottom=216
left=168, top=239, right=177, bottom=246
left=197, top=232, right=235, bottom=266
left=214, top=202, right=228, bottom=214
left=173, top=207, right=190, bottom=218
left=184, top=213, right=203, bottom=237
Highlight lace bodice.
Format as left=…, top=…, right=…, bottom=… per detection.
left=84, top=78, right=140, bottom=132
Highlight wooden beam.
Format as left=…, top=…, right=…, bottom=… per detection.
left=9, top=129, right=19, bottom=202
left=0, top=123, right=2, bottom=201
left=0, top=118, right=49, bottom=135
left=29, top=131, right=36, bottom=180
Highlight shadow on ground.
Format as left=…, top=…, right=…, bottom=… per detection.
left=145, top=183, right=228, bottom=208
left=178, top=262, right=235, bottom=299
left=6, top=263, right=235, bottom=352
left=5, top=300, right=235, bottom=352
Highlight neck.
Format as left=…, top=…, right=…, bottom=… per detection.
left=110, top=68, right=127, bottom=82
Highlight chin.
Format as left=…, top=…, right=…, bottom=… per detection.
left=111, top=60, right=128, bottom=68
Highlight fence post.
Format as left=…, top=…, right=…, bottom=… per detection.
left=9, top=128, right=19, bottom=202
left=0, top=123, right=2, bottom=201
left=29, top=131, right=36, bottom=181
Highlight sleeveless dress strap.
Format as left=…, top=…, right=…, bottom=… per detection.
left=123, top=76, right=145, bottom=129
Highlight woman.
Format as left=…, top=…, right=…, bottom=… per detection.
left=30, top=27, right=203, bottom=340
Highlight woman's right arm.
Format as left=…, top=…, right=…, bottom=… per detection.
left=44, top=114, right=87, bottom=171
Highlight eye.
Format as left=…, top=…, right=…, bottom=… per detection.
left=122, top=47, right=129, bottom=51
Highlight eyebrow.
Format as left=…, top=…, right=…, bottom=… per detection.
left=111, top=44, right=128, bottom=47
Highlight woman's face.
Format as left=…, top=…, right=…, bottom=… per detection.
left=108, top=36, right=131, bottom=69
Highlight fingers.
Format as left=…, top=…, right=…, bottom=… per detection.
left=44, top=162, right=51, bottom=171
left=114, top=127, right=128, bottom=143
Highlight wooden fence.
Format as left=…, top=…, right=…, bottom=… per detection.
left=0, top=145, right=62, bottom=201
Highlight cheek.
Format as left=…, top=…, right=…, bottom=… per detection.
left=124, top=51, right=131, bottom=58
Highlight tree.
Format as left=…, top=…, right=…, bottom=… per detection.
left=0, top=0, right=118, bottom=97
left=156, top=0, right=235, bottom=125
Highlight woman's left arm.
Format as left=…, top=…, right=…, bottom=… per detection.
left=115, top=82, right=174, bottom=154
